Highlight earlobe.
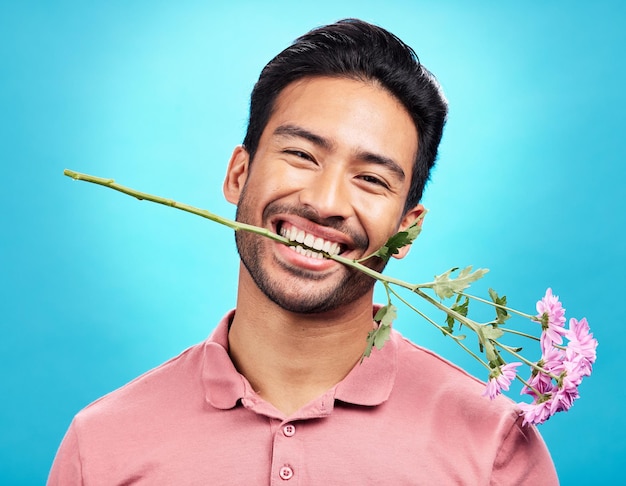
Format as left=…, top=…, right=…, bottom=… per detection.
left=392, top=204, right=426, bottom=260
left=223, top=145, right=250, bottom=204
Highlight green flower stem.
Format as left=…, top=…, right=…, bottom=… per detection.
left=63, top=169, right=541, bottom=383
left=355, top=211, right=427, bottom=264
left=387, top=286, right=491, bottom=372
left=64, top=169, right=276, bottom=238
left=382, top=282, right=393, bottom=307
left=412, top=287, right=481, bottom=334
left=499, top=328, right=541, bottom=341
left=330, top=253, right=419, bottom=289
left=63, top=169, right=429, bottom=293
left=64, top=167, right=487, bottom=343
left=495, top=342, right=559, bottom=380
left=515, top=374, right=543, bottom=397
left=457, top=291, right=536, bottom=320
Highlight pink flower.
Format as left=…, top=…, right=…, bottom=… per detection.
left=519, top=347, right=587, bottom=425
left=483, top=362, right=522, bottom=400
left=536, top=288, right=567, bottom=346
left=521, top=345, right=562, bottom=399
left=519, top=398, right=553, bottom=426
left=521, top=368, right=554, bottom=399
left=541, top=344, right=565, bottom=372
left=550, top=381, right=580, bottom=415
left=565, top=317, right=597, bottom=377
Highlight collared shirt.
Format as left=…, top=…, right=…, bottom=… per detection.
left=48, top=310, right=558, bottom=485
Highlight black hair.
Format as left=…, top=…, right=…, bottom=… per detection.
left=242, top=18, right=448, bottom=211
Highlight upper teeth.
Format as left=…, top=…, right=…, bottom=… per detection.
left=280, top=225, right=341, bottom=258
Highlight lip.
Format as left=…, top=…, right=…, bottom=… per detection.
left=274, top=239, right=339, bottom=271
left=271, top=214, right=354, bottom=250
left=270, top=214, right=356, bottom=271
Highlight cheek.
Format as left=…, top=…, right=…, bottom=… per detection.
left=247, top=165, right=299, bottom=199
left=261, top=166, right=323, bottom=205
left=355, top=201, right=404, bottom=247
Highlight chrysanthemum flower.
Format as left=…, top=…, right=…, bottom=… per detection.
left=521, top=367, right=554, bottom=399
left=536, top=288, right=567, bottom=346
left=551, top=386, right=580, bottom=415
left=565, top=317, right=597, bottom=377
left=519, top=398, right=553, bottom=426
left=483, top=362, right=522, bottom=400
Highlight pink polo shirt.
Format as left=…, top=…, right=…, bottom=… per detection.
left=48, top=310, right=558, bottom=485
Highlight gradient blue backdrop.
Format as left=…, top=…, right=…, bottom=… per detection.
left=1, top=1, right=624, bottom=483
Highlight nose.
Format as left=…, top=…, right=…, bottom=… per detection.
left=298, top=165, right=353, bottom=221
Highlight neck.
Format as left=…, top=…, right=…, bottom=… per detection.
left=228, top=266, right=375, bottom=416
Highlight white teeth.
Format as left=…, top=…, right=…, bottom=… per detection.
left=280, top=224, right=342, bottom=258
left=292, top=245, right=324, bottom=259
left=312, top=237, right=324, bottom=251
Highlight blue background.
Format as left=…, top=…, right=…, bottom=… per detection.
left=1, top=1, right=624, bottom=483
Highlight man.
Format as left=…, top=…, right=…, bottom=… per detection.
left=49, top=19, right=558, bottom=484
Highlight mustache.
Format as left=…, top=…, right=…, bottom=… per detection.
left=262, top=201, right=369, bottom=250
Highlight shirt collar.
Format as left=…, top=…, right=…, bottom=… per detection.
left=202, top=308, right=397, bottom=411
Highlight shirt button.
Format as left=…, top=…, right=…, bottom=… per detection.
left=279, top=465, right=294, bottom=480
left=283, top=424, right=296, bottom=437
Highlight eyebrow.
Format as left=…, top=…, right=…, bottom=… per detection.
left=273, top=123, right=406, bottom=182
left=357, top=150, right=406, bottom=182
left=273, top=124, right=334, bottom=151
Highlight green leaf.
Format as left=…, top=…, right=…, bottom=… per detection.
left=363, top=324, right=392, bottom=359
left=481, top=325, right=504, bottom=341
left=432, top=266, right=489, bottom=300
left=488, top=288, right=510, bottom=325
left=483, top=339, right=498, bottom=362
left=363, top=332, right=375, bottom=359
left=452, top=295, right=470, bottom=322
left=477, top=324, right=504, bottom=362
left=372, top=219, right=423, bottom=262
left=443, top=294, right=469, bottom=334
left=373, top=323, right=392, bottom=349
left=363, top=304, right=397, bottom=360
left=374, top=303, right=397, bottom=327
left=444, top=314, right=455, bottom=334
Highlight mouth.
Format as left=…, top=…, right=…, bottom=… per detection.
left=278, top=221, right=346, bottom=260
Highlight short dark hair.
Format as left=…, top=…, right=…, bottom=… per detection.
left=243, top=18, right=448, bottom=211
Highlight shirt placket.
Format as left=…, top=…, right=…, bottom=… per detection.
left=270, top=420, right=302, bottom=485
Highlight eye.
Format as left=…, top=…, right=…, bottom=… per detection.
left=359, top=174, right=390, bottom=190
left=284, top=149, right=314, bottom=161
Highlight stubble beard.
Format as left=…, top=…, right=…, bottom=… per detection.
left=234, top=185, right=387, bottom=314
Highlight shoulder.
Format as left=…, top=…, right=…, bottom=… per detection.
left=72, top=312, right=235, bottom=435
left=392, top=330, right=496, bottom=391
left=389, top=329, right=521, bottom=428
left=75, top=340, right=207, bottom=429
left=360, top=331, right=558, bottom=483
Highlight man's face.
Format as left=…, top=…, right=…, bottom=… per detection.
left=224, top=76, right=421, bottom=314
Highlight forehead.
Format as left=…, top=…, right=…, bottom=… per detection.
left=264, top=76, right=418, bottom=173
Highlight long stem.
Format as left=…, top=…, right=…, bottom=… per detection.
left=515, top=374, right=543, bottom=397
left=457, top=291, right=535, bottom=320
left=495, top=342, right=559, bottom=380
left=412, top=287, right=480, bottom=334
left=63, top=168, right=588, bottom=422
left=64, top=169, right=429, bottom=292
left=387, top=287, right=491, bottom=372
left=63, top=169, right=530, bottom=356
left=500, top=328, right=540, bottom=341
left=65, top=169, right=276, bottom=237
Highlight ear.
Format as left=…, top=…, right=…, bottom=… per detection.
left=223, top=145, right=250, bottom=205
left=392, top=204, right=426, bottom=260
